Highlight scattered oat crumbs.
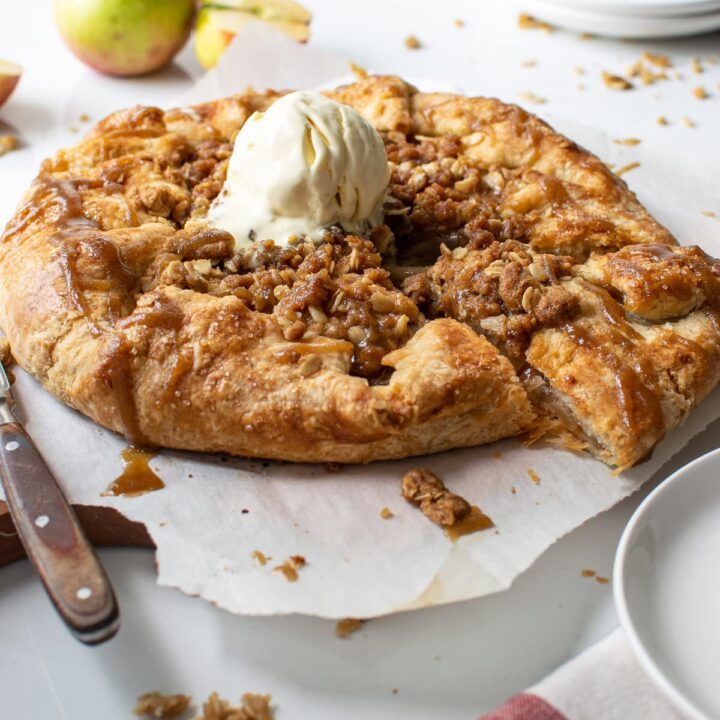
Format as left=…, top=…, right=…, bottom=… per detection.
left=335, top=617, right=365, bottom=638
left=0, top=134, right=18, bottom=157
left=349, top=61, right=368, bottom=79
left=691, top=57, right=703, bottom=74
left=134, top=691, right=191, bottom=718
left=274, top=555, right=306, bottom=582
left=518, top=90, right=546, bottom=105
left=656, top=115, right=669, bottom=126
left=596, top=576, right=610, bottom=584
left=693, top=86, right=708, bottom=100
left=574, top=66, right=585, bottom=76
left=527, top=469, right=541, bottom=485
left=251, top=550, right=270, bottom=566
left=517, top=13, right=553, bottom=32
left=581, top=569, right=596, bottom=578
left=682, top=116, right=696, bottom=128
left=79, top=113, right=91, bottom=122
left=703, top=211, right=717, bottom=218
left=453, top=18, right=465, bottom=28
left=69, top=126, right=79, bottom=133
left=579, top=32, right=594, bottom=40
left=642, top=51, right=672, bottom=68
left=602, top=71, right=633, bottom=91
left=521, top=59, right=538, bottom=68
left=577, top=83, right=586, bottom=91
left=404, top=35, right=421, bottom=50
left=200, top=692, right=274, bottom=720
left=379, top=506, right=394, bottom=519
left=616, top=162, right=640, bottom=177
left=613, top=137, right=641, bottom=146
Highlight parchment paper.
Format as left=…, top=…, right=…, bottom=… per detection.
left=2, top=23, right=719, bottom=618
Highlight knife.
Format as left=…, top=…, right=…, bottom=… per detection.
left=0, top=362, right=119, bottom=645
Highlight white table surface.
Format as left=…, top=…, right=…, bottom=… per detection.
left=0, top=1, right=719, bottom=718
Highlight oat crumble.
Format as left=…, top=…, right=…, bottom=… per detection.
left=692, top=86, right=708, bottom=100
left=517, top=13, right=553, bottom=33
left=0, top=134, right=18, bottom=157
left=404, top=35, right=421, bottom=50
left=612, top=138, right=641, bottom=146
left=401, top=468, right=471, bottom=526
left=379, top=507, right=394, bottom=519
left=602, top=72, right=633, bottom=91
left=615, top=162, right=640, bottom=178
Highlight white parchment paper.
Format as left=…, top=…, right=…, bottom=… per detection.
left=2, top=24, right=720, bottom=618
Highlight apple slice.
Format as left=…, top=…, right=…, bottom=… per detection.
left=195, top=3, right=311, bottom=69
left=0, top=60, right=21, bottom=109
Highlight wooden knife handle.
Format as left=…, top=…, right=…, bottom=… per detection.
left=0, top=422, right=119, bottom=644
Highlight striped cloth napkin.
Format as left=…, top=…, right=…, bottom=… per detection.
left=481, top=629, right=682, bottom=720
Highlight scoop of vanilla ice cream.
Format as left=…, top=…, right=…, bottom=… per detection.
left=207, top=91, right=390, bottom=250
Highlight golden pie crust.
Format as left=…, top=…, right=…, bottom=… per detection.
left=1, top=76, right=719, bottom=468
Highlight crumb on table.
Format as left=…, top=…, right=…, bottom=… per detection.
left=613, top=138, right=641, bottom=146
left=379, top=507, right=394, bottom=519
left=274, top=555, right=306, bottom=582
left=199, top=692, right=274, bottom=720
left=615, top=161, right=641, bottom=177
left=517, top=13, right=553, bottom=33
left=335, top=617, right=365, bottom=638
left=404, top=35, right=421, bottom=50
left=602, top=72, right=633, bottom=91
left=517, top=90, right=545, bottom=105
left=133, top=691, right=191, bottom=718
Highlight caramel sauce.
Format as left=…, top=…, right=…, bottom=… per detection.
left=444, top=505, right=494, bottom=542
left=103, top=445, right=164, bottom=497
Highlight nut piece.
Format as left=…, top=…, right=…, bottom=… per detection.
left=134, top=691, right=191, bottom=718
left=401, top=468, right=471, bottom=527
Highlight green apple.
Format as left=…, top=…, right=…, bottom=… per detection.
left=0, top=60, right=21, bottom=109
left=195, top=1, right=311, bottom=70
left=53, top=0, right=196, bottom=77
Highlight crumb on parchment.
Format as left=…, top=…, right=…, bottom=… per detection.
left=401, top=468, right=471, bottom=527
left=616, top=162, right=641, bottom=177
left=335, top=617, right=365, bottom=638
left=518, top=91, right=545, bottom=105
left=274, top=555, right=306, bottom=582
left=379, top=507, right=394, bottom=519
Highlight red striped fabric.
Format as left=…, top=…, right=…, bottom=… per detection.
left=480, top=693, right=567, bottom=720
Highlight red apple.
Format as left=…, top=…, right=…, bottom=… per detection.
left=53, top=0, right=196, bottom=77
left=0, top=60, right=21, bottom=109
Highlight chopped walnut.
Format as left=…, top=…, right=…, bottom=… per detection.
left=335, top=618, right=365, bottom=638
left=134, top=691, right=191, bottom=718
left=401, top=468, right=471, bottom=527
left=404, top=35, right=421, bottom=49
left=197, top=692, right=273, bottom=720
left=0, top=134, right=18, bottom=157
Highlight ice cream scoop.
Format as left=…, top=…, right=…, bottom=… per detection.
left=207, top=90, right=390, bottom=250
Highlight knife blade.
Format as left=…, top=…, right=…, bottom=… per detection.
left=0, top=362, right=119, bottom=644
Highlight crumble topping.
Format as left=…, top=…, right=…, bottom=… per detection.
left=274, top=555, right=306, bottom=581
left=401, top=468, right=471, bottom=527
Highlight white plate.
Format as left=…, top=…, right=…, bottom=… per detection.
left=614, top=448, right=720, bottom=720
left=520, top=0, right=720, bottom=36
left=532, top=0, right=720, bottom=18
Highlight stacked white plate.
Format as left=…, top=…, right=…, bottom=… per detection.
left=520, top=0, right=720, bottom=37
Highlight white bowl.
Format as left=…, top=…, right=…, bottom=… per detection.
left=518, top=0, right=720, bottom=36
left=536, top=0, right=720, bottom=18
left=614, top=448, right=720, bottom=720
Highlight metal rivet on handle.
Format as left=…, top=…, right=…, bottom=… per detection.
left=5, top=441, right=19, bottom=451
left=76, top=587, right=93, bottom=600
